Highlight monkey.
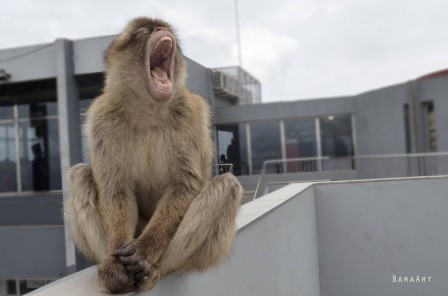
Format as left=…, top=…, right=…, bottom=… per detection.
left=64, top=17, right=243, bottom=293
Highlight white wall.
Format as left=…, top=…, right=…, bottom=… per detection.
left=315, top=177, right=448, bottom=296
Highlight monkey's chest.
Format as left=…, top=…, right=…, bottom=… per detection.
left=134, top=133, right=187, bottom=217
left=133, top=132, right=182, bottom=190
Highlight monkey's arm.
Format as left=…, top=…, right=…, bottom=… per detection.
left=112, top=184, right=199, bottom=290
left=114, top=185, right=198, bottom=261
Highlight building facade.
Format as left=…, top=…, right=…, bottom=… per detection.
left=1, top=35, right=448, bottom=295
left=214, top=73, right=448, bottom=189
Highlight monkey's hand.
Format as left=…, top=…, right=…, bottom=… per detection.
left=114, top=239, right=161, bottom=292
left=97, top=255, right=135, bottom=293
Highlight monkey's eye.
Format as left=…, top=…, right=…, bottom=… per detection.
left=136, top=27, right=150, bottom=36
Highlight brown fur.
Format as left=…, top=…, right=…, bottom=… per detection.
left=64, top=17, right=243, bottom=293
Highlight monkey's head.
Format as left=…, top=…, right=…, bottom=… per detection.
left=104, top=17, right=186, bottom=103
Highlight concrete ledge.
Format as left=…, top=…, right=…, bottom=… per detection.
left=27, top=182, right=316, bottom=296
left=26, top=177, right=448, bottom=295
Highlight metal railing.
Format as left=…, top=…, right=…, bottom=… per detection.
left=212, top=163, right=234, bottom=176
left=254, top=152, right=448, bottom=198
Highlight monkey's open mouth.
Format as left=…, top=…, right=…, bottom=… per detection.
left=147, top=31, right=176, bottom=102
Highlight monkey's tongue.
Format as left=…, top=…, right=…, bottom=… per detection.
left=150, top=66, right=170, bottom=84
left=150, top=66, right=172, bottom=93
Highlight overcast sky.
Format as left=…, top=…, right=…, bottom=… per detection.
left=1, top=0, right=447, bottom=102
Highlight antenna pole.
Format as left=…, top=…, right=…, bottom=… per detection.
left=235, top=0, right=242, bottom=67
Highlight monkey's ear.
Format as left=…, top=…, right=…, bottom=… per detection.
left=113, top=20, right=147, bottom=44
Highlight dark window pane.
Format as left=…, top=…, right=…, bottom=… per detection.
left=217, top=124, right=248, bottom=176
left=320, top=116, right=354, bottom=157
left=79, top=98, right=94, bottom=114
left=19, top=280, right=37, bottom=294
left=0, top=105, right=14, bottom=120
left=423, top=102, right=437, bottom=152
left=19, top=119, right=61, bottom=191
left=250, top=122, right=282, bottom=175
left=284, top=119, right=317, bottom=158
left=18, top=101, right=57, bottom=118
left=7, top=280, right=17, bottom=294
left=284, top=119, right=318, bottom=173
left=0, top=123, right=17, bottom=192
left=403, top=104, right=411, bottom=153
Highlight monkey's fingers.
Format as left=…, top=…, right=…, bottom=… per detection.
left=125, top=261, right=146, bottom=273
left=134, top=270, right=147, bottom=281
left=98, top=258, right=136, bottom=293
left=135, top=265, right=161, bottom=292
left=119, top=255, right=140, bottom=266
left=113, top=246, right=135, bottom=257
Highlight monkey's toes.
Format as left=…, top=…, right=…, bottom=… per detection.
left=98, top=256, right=135, bottom=293
left=114, top=239, right=151, bottom=270
left=124, top=261, right=146, bottom=273
left=135, top=264, right=161, bottom=292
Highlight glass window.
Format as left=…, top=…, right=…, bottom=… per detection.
left=250, top=121, right=282, bottom=174
left=216, top=124, right=249, bottom=176
left=80, top=98, right=94, bottom=163
left=0, top=105, right=14, bottom=120
left=284, top=118, right=318, bottom=173
left=79, top=98, right=94, bottom=114
left=0, top=80, right=60, bottom=193
left=403, top=104, right=411, bottom=153
left=284, top=119, right=317, bottom=158
left=19, top=280, right=39, bottom=294
left=7, top=280, right=17, bottom=294
left=320, top=116, right=354, bottom=157
left=81, top=119, right=90, bottom=163
left=424, top=102, right=437, bottom=152
left=18, top=101, right=58, bottom=118
left=0, top=123, right=18, bottom=192
left=19, top=119, right=61, bottom=191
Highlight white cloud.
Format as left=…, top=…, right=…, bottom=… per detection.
left=1, top=0, right=448, bottom=102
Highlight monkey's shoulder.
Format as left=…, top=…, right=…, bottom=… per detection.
left=87, top=94, right=125, bottom=117
left=171, top=91, right=211, bottom=126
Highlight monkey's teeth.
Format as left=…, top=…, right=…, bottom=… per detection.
left=153, top=78, right=172, bottom=93
left=155, top=80, right=171, bottom=86
left=160, top=36, right=172, bottom=42
left=153, top=37, right=173, bottom=53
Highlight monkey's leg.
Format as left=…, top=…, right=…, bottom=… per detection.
left=65, top=163, right=107, bottom=263
left=114, top=173, right=242, bottom=292
left=158, top=173, right=243, bottom=276
left=66, top=163, right=139, bottom=293
left=95, top=179, right=140, bottom=293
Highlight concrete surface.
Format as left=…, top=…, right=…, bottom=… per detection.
left=25, top=177, right=448, bottom=296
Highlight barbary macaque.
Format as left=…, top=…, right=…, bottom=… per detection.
left=65, top=17, right=243, bottom=293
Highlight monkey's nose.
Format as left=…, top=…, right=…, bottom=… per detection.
left=154, top=27, right=168, bottom=32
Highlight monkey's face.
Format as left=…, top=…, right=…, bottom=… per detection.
left=105, top=18, right=185, bottom=103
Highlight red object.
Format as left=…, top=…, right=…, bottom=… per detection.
left=417, top=69, right=448, bottom=81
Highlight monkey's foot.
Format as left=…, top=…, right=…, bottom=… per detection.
left=97, top=256, right=135, bottom=293
left=114, top=240, right=161, bottom=291
left=135, top=263, right=161, bottom=292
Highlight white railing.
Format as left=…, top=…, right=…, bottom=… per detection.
left=212, top=163, right=233, bottom=176
left=254, top=152, right=448, bottom=198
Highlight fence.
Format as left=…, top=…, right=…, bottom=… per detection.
left=212, top=163, right=233, bottom=176
left=254, top=152, right=448, bottom=198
